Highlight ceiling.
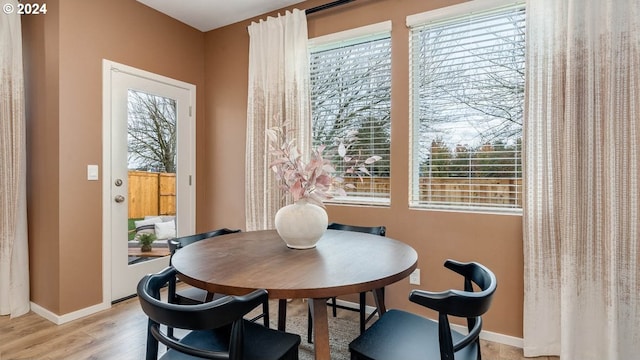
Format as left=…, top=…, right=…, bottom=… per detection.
left=137, top=0, right=304, bottom=32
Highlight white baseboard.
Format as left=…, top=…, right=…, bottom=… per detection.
left=334, top=298, right=524, bottom=349
left=450, top=323, right=524, bottom=348
left=30, top=301, right=110, bottom=325
left=333, top=298, right=377, bottom=314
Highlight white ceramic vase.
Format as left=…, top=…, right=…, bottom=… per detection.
left=274, top=199, right=328, bottom=249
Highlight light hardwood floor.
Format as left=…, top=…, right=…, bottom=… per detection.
left=1, top=295, right=559, bottom=360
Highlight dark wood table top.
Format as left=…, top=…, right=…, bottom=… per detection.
left=171, top=229, right=418, bottom=300
left=171, top=229, right=418, bottom=360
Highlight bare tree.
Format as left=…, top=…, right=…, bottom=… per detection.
left=445, top=12, right=525, bottom=143
left=310, top=37, right=391, bottom=177
left=414, top=9, right=525, bottom=176
left=127, top=90, right=177, bottom=173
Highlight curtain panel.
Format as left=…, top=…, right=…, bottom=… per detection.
left=245, top=9, right=311, bottom=231
left=524, top=0, right=640, bottom=358
left=0, top=0, right=30, bottom=317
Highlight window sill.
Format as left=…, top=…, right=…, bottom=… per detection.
left=324, top=196, right=390, bottom=207
left=409, top=204, right=523, bottom=216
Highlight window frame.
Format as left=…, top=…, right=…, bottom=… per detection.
left=407, top=0, right=526, bottom=214
left=309, top=21, right=393, bottom=207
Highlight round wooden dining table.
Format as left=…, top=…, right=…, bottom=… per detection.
left=171, top=229, right=418, bottom=360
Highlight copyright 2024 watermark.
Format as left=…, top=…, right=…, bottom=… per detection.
left=3, top=2, right=47, bottom=15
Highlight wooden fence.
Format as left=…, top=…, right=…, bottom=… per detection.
left=418, top=177, right=522, bottom=207
left=127, top=173, right=520, bottom=218
left=344, top=176, right=522, bottom=207
left=128, top=171, right=176, bottom=219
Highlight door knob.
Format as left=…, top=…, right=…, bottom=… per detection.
left=114, top=195, right=125, bottom=203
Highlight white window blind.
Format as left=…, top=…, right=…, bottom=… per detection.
left=409, top=2, right=525, bottom=212
left=310, top=29, right=391, bottom=205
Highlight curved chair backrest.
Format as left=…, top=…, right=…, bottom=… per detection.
left=409, top=259, right=497, bottom=359
left=409, top=260, right=497, bottom=318
left=168, top=228, right=241, bottom=255
left=138, top=266, right=268, bottom=360
left=327, top=222, right=386, bottom=237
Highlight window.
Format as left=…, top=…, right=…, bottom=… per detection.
left=408, top=2, right=525, bottom=212
left=309, top=22, right=392, bottom=205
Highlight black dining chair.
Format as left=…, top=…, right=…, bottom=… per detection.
left=306, top=222, right=386, bottom=343
left=348, top=259, right=497, bottom=360
left=166, top=228, right=266, bottom=338
left=167, top=228, right=241, bottom=305
left=138, top=266, right=301, bottom=360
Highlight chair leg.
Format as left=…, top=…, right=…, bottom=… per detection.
left=262, top=298, right=270, bottom=327
left=278, top=299, right=287, bottom=331
left=331, top=296, right=337, bottom=317
left=359, top=292, right=366, bottom=334
left=145, top=320, right=159, bottom=360
left=307, top=303, right=313, bottom=343
left=167, top=278, right=177, bottom=339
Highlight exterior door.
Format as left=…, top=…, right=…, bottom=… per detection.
left=103, top=60, right=195, bottom=301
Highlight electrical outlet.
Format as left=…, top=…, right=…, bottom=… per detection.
left=409, top=268, right=421, bottom=285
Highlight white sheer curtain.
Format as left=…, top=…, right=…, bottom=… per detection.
left=524, top=0, right=639, bottom=358
left=245, top=9, right=311, bottom=231
left=0, top=0, right=30, bottom=318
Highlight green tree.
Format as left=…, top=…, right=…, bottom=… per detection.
left=427, top=138, right=453, bottom=177
left=474, top=140, right=521, bottom=178
left=450, top=144, right=472, bottom=177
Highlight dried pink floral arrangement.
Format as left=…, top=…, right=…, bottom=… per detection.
left=267, top=123, right=381, bottom=207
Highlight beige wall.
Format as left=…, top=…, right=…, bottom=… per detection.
left=22, top=1, right=62, bottom=313
left=22, top=0, right=205, bottom=315
left=22, top=0, right=523, bottom=338
left=203, top=0, right=524, bottom=337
